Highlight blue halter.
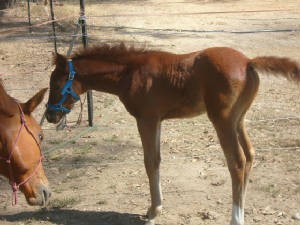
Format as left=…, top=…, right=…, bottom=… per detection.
left=47, top=59, right=80, bottom=113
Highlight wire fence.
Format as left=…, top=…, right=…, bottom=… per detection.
left=0, top=20, right=300, bottom=40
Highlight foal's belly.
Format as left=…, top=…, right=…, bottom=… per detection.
left=163, top=97, right=206, bottom=119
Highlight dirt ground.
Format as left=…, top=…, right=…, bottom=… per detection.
left=0, top=0, right=300, bottom=225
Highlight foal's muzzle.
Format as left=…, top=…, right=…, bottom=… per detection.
left=45, top=109, right=62, bottom=124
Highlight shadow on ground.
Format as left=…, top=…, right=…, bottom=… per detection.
left=0, top=209, right=146, bottom=225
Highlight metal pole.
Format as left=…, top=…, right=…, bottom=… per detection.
left=49, top=0, right=57, bottom=53
left=27, top=0, right=32, bottom=33
left=79, top=0, right=93, bottom=127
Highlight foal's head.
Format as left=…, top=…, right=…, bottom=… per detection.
left=0, top=87, right=51, bottom=206
left=46, top=53, right=83, bottom=123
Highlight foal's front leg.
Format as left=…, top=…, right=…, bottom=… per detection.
left=137, top=118, right=163, bottom=225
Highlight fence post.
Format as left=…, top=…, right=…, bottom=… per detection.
left=49, top=0, right=57, bottom=53
left=27, top=0, right=32, bottom=33
left=79, top=0, right=93, bottom=127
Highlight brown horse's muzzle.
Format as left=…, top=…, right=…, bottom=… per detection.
left=29, top=184, right=51, bottom=206
left=22, top=181, right=51, bottom=206
left=18, top=166, right=51, bottom=206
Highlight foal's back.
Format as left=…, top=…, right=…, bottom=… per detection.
left=129, top=47, right=250, bottom=120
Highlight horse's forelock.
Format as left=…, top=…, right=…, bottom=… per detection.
left=52, top=52, right=67, bottom=68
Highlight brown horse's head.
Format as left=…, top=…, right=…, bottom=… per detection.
left=0, top=87, right=51, bottom=206
left=45, top=53, right=83, bottom=124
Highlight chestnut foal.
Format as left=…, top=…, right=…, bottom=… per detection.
left=0, top=81, right=50, bottom=206
left=45, top=44, right=299, bottom=225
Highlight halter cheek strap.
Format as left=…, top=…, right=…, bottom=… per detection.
left=47, top=59, right=80, bottom=113
left=0, top=103, right=44, bottom=205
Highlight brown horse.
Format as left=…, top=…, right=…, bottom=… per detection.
left=0, top=81, right=51, bottom=206
left=45, top=44, right=300, bottom=225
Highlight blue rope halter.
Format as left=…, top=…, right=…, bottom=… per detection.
left=47, top=59, right=80, bottom=113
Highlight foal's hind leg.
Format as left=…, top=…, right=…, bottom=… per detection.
left=137, top=118, right=162, bottom=225
left=237, top=119, right=255, bottom=196
left=212, top=117, right=246, bottom=225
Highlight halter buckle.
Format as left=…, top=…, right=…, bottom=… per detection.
left=68, top=59, right=76, bottom=80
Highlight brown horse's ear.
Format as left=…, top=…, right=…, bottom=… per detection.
left=22, top=88, right=48, bottom=114
left=52, top=52, right=66, bottom=67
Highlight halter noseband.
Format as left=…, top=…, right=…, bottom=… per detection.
left=47, top=59, right=80, bottom=113
left=0, top=103, right=44, bottom=205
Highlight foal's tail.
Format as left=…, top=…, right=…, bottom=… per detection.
left=249, top=56, right=300, bottom=84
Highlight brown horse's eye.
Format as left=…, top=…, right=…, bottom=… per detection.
left=38, top=133, right=44, bottom=141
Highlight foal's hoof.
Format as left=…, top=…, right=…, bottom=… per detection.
left=144, top=220, right=155, bottom=225
left=145, top=205, right=162, bottom=225
left=229, top=222, right=245, bottom=225
left=147, top=205, right=162, bottom=219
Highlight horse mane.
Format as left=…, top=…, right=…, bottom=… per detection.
left=72, top=43, right=147, bottom=62
left=0, top=80, right=18, bottom=116
left=71, top=43, right=191, bottom=89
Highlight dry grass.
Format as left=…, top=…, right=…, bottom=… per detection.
left=48, top=197, right=80, bottom=209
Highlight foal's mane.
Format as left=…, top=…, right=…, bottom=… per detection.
left=72, top=43, right=147, bottom=62
left=0, top=80, right=18, bottom=116
left=71, top=43, right=191, bottom=88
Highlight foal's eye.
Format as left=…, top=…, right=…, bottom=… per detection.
left=52, top=85, right=60, bottom=91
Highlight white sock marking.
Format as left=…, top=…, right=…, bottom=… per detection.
left=231, top=204, right=244, bottom=225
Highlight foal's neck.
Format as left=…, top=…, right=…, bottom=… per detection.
left=75, top=59, right=125, bottom=96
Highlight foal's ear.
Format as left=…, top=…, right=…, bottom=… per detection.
left=22, top=88, right=48, bottom=114
left=52, top=52, right=66, bottom=67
